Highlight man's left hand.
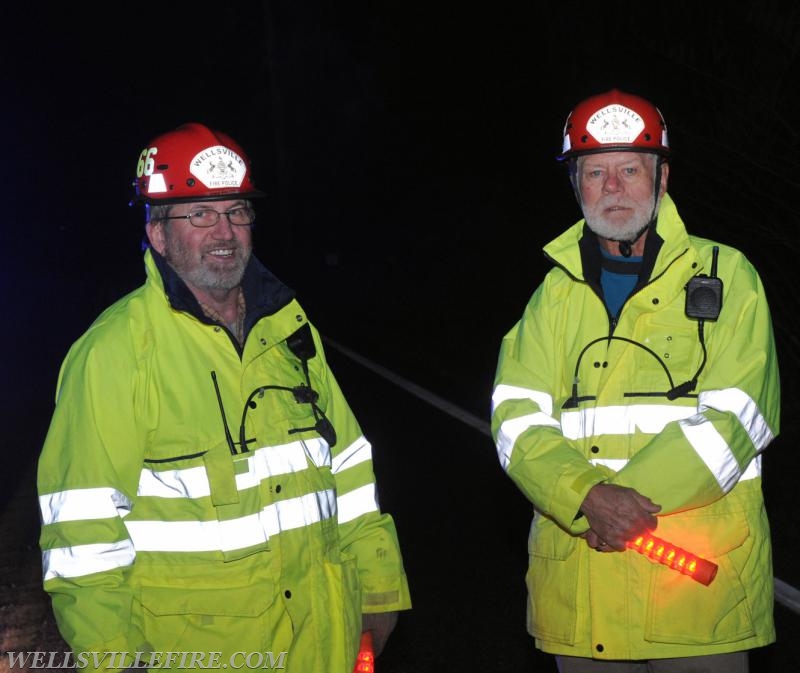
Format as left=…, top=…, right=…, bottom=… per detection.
left=362, top=611, right=398, bottom=657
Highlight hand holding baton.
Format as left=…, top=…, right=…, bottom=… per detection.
left=628, top=533, right=718, bottom=585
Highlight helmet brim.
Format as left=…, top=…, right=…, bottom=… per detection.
left=556, top=146, right=670, bottom=162
left=131, top=189, right=266, bottom=206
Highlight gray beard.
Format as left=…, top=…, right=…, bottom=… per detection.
left=163, top=239, right=251, bottom=293
left=582, top=195, right=660, bottom=243
left=178, top=261, right=248, bottom=292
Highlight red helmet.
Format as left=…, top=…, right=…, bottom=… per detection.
left=132, top=122, right=264, bottom=204
left=557, top=89, right=669, bottom=161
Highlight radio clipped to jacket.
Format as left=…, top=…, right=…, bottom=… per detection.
left=685, top=246, right=723, bottom=321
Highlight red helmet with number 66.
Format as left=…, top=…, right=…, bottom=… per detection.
left=131, top=122, right=264, bottom=205
left=557, top=89, right=669, bottom=161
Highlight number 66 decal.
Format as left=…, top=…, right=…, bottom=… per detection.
left=136, top=147, right=158, bottom=177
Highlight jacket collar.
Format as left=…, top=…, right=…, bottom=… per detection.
left=144, top=248, right=296, bottom=326
left=543, top=193, right=691, bottom=284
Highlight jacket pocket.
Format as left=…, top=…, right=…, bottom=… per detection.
left=137, top=582, right=277, bottom=656
left=644, top=512, right=756, bottom=644
left=526, top=517, right=579, bottom=644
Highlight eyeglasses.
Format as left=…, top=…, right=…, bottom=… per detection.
left=165, top=206, right=256, bottom=228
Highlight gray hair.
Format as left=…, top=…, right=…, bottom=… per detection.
left=146, top=203, right=172, bottom=224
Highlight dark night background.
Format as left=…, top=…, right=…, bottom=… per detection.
left=3, top=2, right=799, bottom=671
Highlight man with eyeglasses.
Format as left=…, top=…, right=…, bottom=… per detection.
left=490, top=90, right=780, bottom=672
left=146, top=201, right=258, bottom=345
left=37, top=122, right=411, bottom=673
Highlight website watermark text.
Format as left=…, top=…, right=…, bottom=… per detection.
left=5, top=651, right=288, bottom=669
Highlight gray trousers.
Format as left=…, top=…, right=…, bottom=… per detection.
left=556, top=651, right=748, bottom=673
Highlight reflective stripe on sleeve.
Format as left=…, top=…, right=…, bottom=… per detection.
left=698, top=388, right=775, bottom=452
left=40, top=488, right=133, bottom=525
left=496, top=412, right=560, bottom=470
left=42, top=539, right=136, bottom=581
left=331, top=436, right=372, bottom=474
left=679, top=414, right=741, bottom=492
left=491, top=384, right=553, bottom=416
left=336, top=483, right=378, bottom=524
left=492, top=385, right=559, bottom=470
left=742, top=454, right=761, bottom=480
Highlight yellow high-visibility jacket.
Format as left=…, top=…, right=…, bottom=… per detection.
left=491, top=194, right=779, bottom=660
left=38, top=249, right=411, bottom=672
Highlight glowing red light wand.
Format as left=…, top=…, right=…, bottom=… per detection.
left=628, top=533, right=718, bottom=586
left=353, top=631, right=375, bottom=673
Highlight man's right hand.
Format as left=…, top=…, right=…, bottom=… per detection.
left=579, top=483, right=661, bottom=551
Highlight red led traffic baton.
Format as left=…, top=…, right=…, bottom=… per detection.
left=628, top=533, right=718, bottom=585
left=353, top=631, right=375, bottom=673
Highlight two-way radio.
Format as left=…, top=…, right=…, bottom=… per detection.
left=685, top=246, right=723, bottom=320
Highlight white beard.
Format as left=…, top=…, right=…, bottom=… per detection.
left=582, top=195, right=659, bottom=242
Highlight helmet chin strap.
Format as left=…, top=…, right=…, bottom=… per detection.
left=616, top=159, right=664, bottom=257
left=615, top=221, right=652, bottom=258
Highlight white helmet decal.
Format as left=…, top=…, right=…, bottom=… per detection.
left=586, top=104, right=645, bottom=146
left=190, top=145, right=246, bottom=190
